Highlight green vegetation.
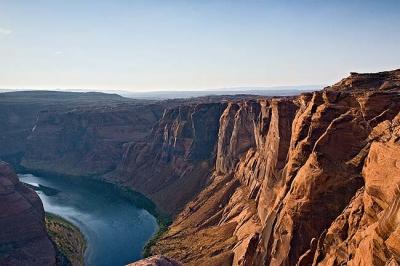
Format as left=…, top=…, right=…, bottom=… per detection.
left=116, top=186, right=171, bottom=222
left=45, top=213, right=86, bottom=266
left=114, top=186, right=172, bottom=258
left=142, top=220, right=171, bottom=258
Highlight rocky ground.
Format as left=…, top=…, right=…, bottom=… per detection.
left=128, top=255, right=182, bottom=266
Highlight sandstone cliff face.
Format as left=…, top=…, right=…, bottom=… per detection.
left=0, top=161, right=56, bottom=265
left=150, top=98, right=298, bottom=265
left=148, top=69, right=400, bottom=266
left=306, top=112, right=400, bottom=266
left=20, top=103, right=163, bottom=177
left=110, top=102, right=226, bottom=214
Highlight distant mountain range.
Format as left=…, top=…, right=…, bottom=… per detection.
left=0, top=85, right=322, bottom=100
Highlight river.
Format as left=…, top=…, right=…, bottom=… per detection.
left=18, top=173, right=158, bottom=266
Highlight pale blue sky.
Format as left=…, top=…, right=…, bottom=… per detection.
left=0, top=0, right=399, bottom=91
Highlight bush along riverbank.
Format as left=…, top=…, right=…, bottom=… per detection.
left=112, top=185, right=172, bottom=258
left=45, top=213, right=86, bottom=266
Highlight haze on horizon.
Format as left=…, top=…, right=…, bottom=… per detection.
left=0, top=0, right=399, bottom=92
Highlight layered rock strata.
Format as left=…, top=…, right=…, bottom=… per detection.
left=144, top=69, right=400, bottom=265
left=20, top=103, right=163, bottom=177
left=0, top=91, right=135, bottom=167
left=110, top=102, right=226, bottom=213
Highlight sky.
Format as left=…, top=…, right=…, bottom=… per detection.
left=0, top=0, right=399, bottom=91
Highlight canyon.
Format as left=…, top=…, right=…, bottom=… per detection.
left=0, top=69, right=399, bottom=265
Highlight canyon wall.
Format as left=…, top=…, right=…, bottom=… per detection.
left=0, top=161, right=57, bottom=265
left=0, top=101, right=46, bottom=165
left=0, top=91, right=162, bottom=178
left=0, top=91, right=133, bottom=166
left=143, top=70, right=400, bottom=265
left=20, top=103, right=163, bottom=177
left=109, top=102, right=226, bottom=214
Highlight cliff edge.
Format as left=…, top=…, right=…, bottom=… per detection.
left=0, top=161, right=57, bottom=265
left=142, top=69, right=400, bottom=265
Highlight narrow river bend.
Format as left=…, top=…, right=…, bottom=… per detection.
left=18, top=173, right=158, bottom=266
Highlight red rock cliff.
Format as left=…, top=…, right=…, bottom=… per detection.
left=144, top=69, right=400, bottom=266
left=0, top=161, right=57, bottom=265
left=110, top=102, right=226, bottom=214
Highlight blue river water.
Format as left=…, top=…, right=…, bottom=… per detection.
left=18, top=173, right=158, bottom=266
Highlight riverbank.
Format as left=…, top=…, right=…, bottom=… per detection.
left=45, top=213, right=86, bottom=266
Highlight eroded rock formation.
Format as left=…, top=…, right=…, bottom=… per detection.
left=143, top=69, right=400, bottom=265
left=109, top=102, right=225, bottom=213
left=0, top=161, right=57, bottom=265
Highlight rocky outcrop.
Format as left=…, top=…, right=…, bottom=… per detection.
left=146, top=69, right=400, bottom=265
left=0, top=161, right=57, bottom=265
left=128, top=255, right=182, bottom=266
left=305, top=112, right=400, bottom=266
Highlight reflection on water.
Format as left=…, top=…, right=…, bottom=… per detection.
left=19, top=173, right=158, bottom=266
left=24, top=182, right=60, bottom=196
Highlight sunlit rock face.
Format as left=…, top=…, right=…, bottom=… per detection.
left=144, top=69, right=400, bottom=266
left=110, top=102, right=226, bottom=214
left=305, top=113, right=400, bottom=266
left=0, top=161, right=56, bottom=265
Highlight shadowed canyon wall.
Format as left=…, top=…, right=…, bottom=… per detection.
left=0, top=92, right=164, bottom=177
left=0, top=161, right=57, bottom=265
left=108, top=102, right=226, bottom=214
left=21, top=103, right=163, bottom=177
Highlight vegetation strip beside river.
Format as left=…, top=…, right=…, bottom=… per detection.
left=45, top=213, right=86, bottom=266
left=111, top=185, right=172, bottom=258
